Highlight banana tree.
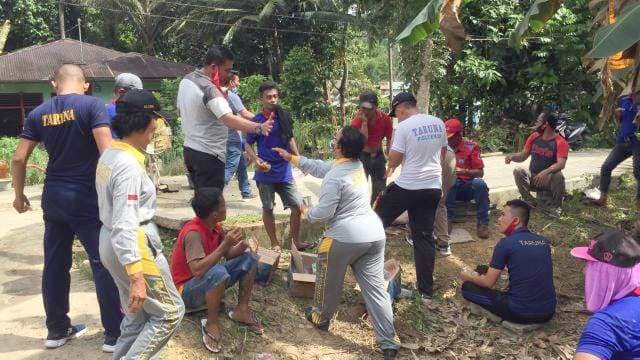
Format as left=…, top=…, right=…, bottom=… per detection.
left=511, top=0, right=640, bottom=129
left=395, top=0, right=465, bottom=112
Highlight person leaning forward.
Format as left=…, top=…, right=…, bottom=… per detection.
left=11, top=64, right=122, bottom=352
left=272, top=126, right=401, bottom=360
left=96, top=90, right=184, bottom=359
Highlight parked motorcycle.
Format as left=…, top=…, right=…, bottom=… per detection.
left=556, top=113, right=586, bottom=151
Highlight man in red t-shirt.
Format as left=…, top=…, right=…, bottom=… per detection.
left=170, top=188, right=262, bottom=353
left=444, top=119, right=490, bottom=239
left=351, top=91, right=394, bottom=204
left=505, top=112, right=569, bottom=212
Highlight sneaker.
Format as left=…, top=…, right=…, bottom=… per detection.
left=242, top=193, right=258, bottom=202
left=437, top=244, right=452, bottom=257
left=44, top=324, right=87, bottom=349
left=383, top=349, right=398, bottom=359
left=420, top=293, right=433, bottom=305
left=102, top=335, right=117, bottom=353
left=404, top=235, right=413, bottom=246
left=398, top=288, right=413, bottom=299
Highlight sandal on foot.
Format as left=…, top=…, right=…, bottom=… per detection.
left=228, top=310, right=264, bottom=334
left=200, top=318, right=223, bottom=353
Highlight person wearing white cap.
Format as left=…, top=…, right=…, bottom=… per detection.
left=105, top=73, right=144, bottom=138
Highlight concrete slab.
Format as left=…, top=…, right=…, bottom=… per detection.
left=450, top=227, right=475, bottom=244
left=468, top=302, right=502, bottom=323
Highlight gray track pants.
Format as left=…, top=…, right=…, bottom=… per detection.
left=99, top=225, right=185, bottom=360
left=310, top=237, right=400, bottom=350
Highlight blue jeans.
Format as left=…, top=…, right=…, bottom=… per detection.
left=445, top=178, right=490, bottom=225
left=41, top=182, right=122, bottom=338
left=224, top=142, right=252, bottom=198
left=182, top=252, right=257, bottom=309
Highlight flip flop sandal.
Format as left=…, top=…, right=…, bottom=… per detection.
left=200, top=318, right=223, bottom=353
left=228, top=310, right=264, bottom=334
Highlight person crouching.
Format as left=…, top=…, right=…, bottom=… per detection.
left=170, top=187, right=263, bottom=353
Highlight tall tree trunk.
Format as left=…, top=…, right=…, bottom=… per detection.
left=596, top=63, right=616, bottom=131
left=416, top=37, right=433, bottom=114
left=339, top=26, right=349, bottom=125
left=273, top=27, right=282, bottom=81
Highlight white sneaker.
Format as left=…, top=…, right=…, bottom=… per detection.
left=437, top=245, right=452, bottom=257
left=102, top=343, right=116, bottom=353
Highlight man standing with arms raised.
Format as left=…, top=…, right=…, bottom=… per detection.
left=11, top=64, right=122, bottom=352
left=376, top=93, right=448, bottom=302
left=178, top=45, right=273, bottom=190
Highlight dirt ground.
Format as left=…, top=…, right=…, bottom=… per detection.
left=2, top=182, right=632, bottom=360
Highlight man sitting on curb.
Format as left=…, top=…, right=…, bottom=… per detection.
left=459, top=199, right=556, bottom=324
left=505, top=112, right=568, bottom=214
left=170, top=187, right=263, bottom=353
left=444, top=118, right=490, bottom=239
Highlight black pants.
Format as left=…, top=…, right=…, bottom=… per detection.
left=599, top=137, right=640, bottom=199
left=461, top=282, right=553, bottom=324
left=184, top=147, right=225, bottom=190
left=376, top=183, right=440, bottom=295
left=360, top=150, right=387, bottom=204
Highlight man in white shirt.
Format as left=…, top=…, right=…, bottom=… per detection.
left=376, top=92, right=448, bottom=301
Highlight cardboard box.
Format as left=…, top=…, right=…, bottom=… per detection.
left=356, top=259, right=402, bottom=304
left=287, top=252, right=317, bottom=298
left=255, top=247, right=281, bottom=286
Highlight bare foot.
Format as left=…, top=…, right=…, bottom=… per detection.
left=295, top=241, right=313, bottom=250
left=230, top=308, right=264, bottom=334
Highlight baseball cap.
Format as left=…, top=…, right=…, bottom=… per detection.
left=358, top=91, right=378, bottom=110
left=570, top=229, right=640, bottom=267
left=116, top=89, right=162, bottom=116
left=114, top=73, right=143, bottom=90
left=389, top=92, right=417, bottom=117
left=445, top=118, right=463, bottom=138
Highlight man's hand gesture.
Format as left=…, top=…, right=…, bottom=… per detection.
left=260, top=112, right=275, bottom=135
left=13, top=194, right=31, bottom=213
left=272, top=147, right=292, bottom=162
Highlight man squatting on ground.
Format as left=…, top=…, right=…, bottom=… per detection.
left=170, top=187, right=263, bottom=354
left=178, top=45, right=273, bottom=191
left=506, top=112, right=568, bottom=213
left=224, top=70, right=257, bottom=200
left=11, top=64, right=122, bottom=351
left=459, top=199, right=556, bottom=324
left=444, top=118, right=490, bottom=239
left=273, top=126, right=401, bottom=360
left=376, top=92, right=448, bottom=301
left=96, top=90, right=185, bottom=359
left=244, top=80, right=310, bottom=251
left=351, top=91, right=394, bottom=204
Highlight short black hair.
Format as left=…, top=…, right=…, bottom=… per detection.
left=112, top=112, right=154, bottom=138
left=259, top=80, right=279, bottom=94
left=505, top=199, right=530, bottom=226
left=191, top=187, right=223, bottom=219
left=203, top=45, right=234, bottom=67
left=230, top=70, right=240, bottom=77
left=340, top=126, right=365, bottom=159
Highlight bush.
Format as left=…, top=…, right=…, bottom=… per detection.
left=238, top=74, right=269, bottom=114
left=293, top=121, right=338, bottom=159
left=0, top=137, right=48, bottom=185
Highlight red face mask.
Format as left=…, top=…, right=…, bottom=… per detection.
left=503, top=219, right=518, bottom=236
left=210, top=67, right=227, bottom=98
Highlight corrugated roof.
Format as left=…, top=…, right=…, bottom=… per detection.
left=0, top=38, right=194, bottom=82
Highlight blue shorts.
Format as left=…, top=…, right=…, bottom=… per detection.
left=182, top=252, right=258, bottom=310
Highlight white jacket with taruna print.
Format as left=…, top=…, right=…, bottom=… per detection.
left=96, top=141, right=161, bottom=273
left=294, top=155, right=385, bottom=244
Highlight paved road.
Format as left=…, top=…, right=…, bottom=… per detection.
left=155, top=148, right=633, bottom=222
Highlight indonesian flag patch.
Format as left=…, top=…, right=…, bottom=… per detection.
left=127, top=194, right=138, bottom=206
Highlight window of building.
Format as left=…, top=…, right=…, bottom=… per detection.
left=0, top=93, right=43, bottom=136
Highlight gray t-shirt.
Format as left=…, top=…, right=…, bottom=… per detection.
left=177, top=69, right=232, bottom=160
left=227, top=91, right=246, bottom=144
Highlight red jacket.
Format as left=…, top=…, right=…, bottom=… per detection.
left=454, top=139, right=484, bottom=181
